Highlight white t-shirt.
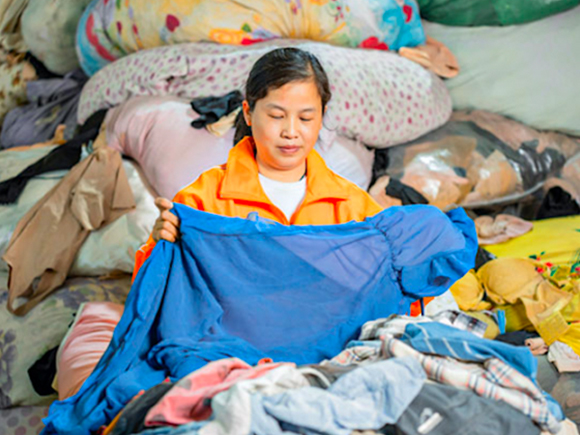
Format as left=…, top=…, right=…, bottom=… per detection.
left=258, top=173, right=307, bottom=221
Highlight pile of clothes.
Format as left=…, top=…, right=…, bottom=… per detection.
left=0, top=0, right=578, bottom=434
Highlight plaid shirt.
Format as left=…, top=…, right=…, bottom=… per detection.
left=322, top=345, right=381, bottom=367
left=382, top=337, right=561, bottom=434
left=359, top=312, right=488, bottom=342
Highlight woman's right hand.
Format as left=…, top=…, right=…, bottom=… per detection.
left=152, top=197, right=180, bottom=243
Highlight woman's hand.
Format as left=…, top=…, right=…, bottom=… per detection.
left=152, top=197, right=180, bottom=243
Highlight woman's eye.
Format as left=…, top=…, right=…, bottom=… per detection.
left=301, top=118, right=313, bottom=122
left=269, top=115, right=283, bottom=119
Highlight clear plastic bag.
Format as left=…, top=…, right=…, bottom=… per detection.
left=371, top=110, right=580, bottom=209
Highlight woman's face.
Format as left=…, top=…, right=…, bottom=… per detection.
left=243, top=79, right=324, bottom=182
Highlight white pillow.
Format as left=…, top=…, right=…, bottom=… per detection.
left=423, top=6, right=580, bottom=135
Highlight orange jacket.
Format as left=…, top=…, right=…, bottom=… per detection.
left=132, top=137, right=382, bottom=280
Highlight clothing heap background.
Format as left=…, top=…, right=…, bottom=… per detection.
left=0, top=1, right=579, bottom=434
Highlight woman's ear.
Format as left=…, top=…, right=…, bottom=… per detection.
left=242, top=100, right=252, bottom=126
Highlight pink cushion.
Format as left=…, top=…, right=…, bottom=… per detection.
left=105, top=96, right=233, bottom=199
left=57, top=302, right=124, bottom=400
left=105, top=96, right=376, bottom=198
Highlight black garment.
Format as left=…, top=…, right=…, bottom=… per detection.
left=190, top=90, right=243, bottom=129
left=536, top=186, right=580, bottom=220
left=385, top=178, right=429, bottom=206
left=298, top=364, right=356, bottom=389
left=495, top=331, right=539, bottom=346
left=110, top=382, right=173, bottom=435
left=0, top=109, right=107, bottom=205
left=475, top=246, right=496, bottom=271
left=28, top=346, right=58, bottom=396
left=380, top=383, right=540, bottom=435
left=24, top=52, right=62, bottom=79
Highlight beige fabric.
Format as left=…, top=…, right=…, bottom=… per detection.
left=3, top=146, right=135, bottom=316
left=451, top=258, right=577, bottom=345
left=206, top=107, right=240, bottom=137
left=4, top=124, right=66, bottom=152
left=0, top=0, right=29, bottom=52
left=475, top=214, right=534, bottom=246
left=399, top=36, right=460, bottom=78
left=368, top=175, right=403, bottom=209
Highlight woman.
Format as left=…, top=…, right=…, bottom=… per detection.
left=133, top=47, right=382, bottom=279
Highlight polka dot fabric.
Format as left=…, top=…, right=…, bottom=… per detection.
left=0, top=406, right=48, bottom=435
left=79, top=40, right=451, bottom=148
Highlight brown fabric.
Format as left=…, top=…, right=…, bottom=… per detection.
left=399, top=36, right=460, bottom=79
left=3, top=145, right=135, bottom=316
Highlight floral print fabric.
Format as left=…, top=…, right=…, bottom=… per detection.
left=76, top=0, right=426, bottom=76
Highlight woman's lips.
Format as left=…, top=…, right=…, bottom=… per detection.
left=278, top=145, right=301, bottom=154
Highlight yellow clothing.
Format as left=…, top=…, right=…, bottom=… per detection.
left=485, top=215, right=580, bottom=269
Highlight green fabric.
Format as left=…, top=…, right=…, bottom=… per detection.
left=417, top=0, right=580, bottom=26
left=21, top=0, right=92, bottom=74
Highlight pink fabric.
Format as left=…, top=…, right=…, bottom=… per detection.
left=475, top=214, right=534, bottom=245
left=144, top=358, right=291, bottom=427
left=105, top=95, right=376, bottom=198
left=57, top=302, right=124, bottom=400
left=105, top=96, right=233, bottom=199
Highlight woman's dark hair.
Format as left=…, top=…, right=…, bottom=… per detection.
left=233, top=47, right=331, bottom=144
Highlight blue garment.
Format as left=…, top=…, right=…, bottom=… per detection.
left=251, top=357, right=426, bottom=435
left=42, top=205, right=476, bottom=435
left=400, top=322, right=538, bottom=378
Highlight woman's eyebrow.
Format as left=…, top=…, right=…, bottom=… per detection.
left=264, top=104, right=316, bottom=113
left=265, top=103, right=286, bottom=111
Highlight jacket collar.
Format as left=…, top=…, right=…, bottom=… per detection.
left=219, top=136, right=349, bottom=205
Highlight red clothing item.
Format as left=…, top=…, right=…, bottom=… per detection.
left=144, top=358, right=290, bottom=427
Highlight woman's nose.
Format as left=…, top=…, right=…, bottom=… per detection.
left=281, top=118, right=299, bottom=139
